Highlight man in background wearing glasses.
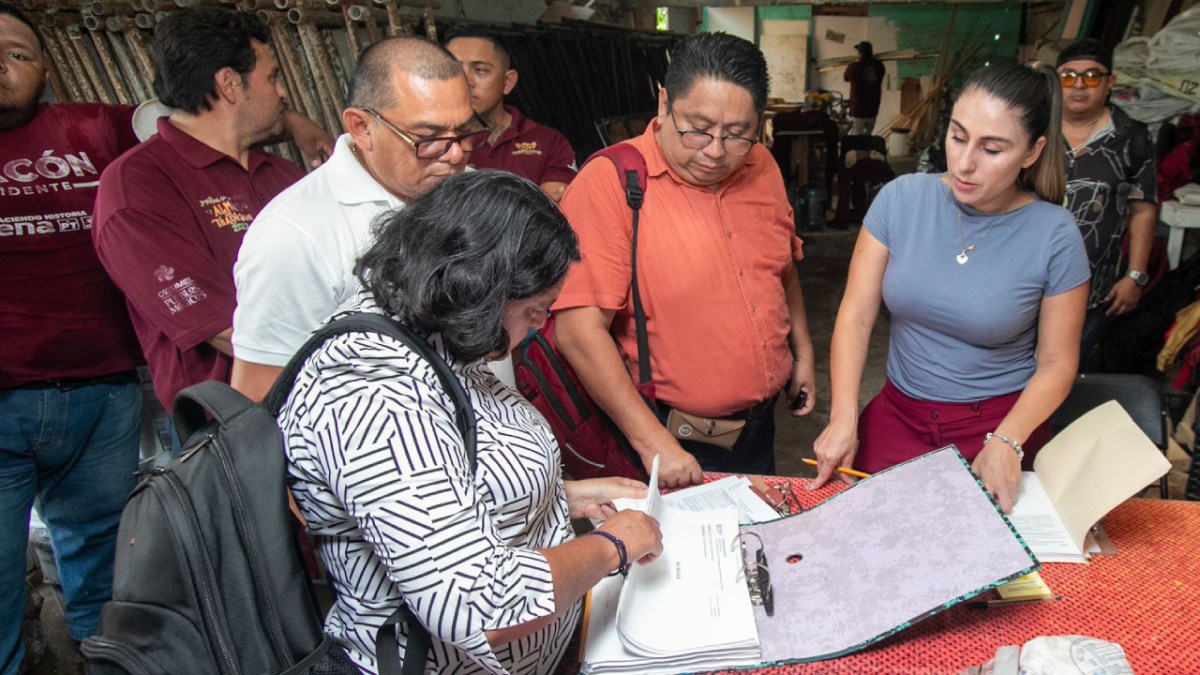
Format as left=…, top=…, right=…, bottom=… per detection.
left=231, top=36, right=484, bottom=402
left=1056, top=39, right=1157, bottom=369
left=553, top=33, right=817, bottom=488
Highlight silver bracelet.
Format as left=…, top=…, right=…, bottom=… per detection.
left=985, top=432, right=1024, bottom=461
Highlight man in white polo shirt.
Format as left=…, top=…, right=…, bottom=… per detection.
left=231, top=36, right=485, bottom=402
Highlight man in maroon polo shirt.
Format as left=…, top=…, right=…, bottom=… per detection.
left=445, top=26, right=576, bottom=201
left=94, top=8, right=304, bottom=412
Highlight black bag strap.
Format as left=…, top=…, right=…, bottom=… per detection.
left=375, top=605, right=432, bottom=675
left=264, top=311, right=477, bottom=469
left=263, top=311, right=477, bottom=674
left=587, top=143, right=653, bottom=389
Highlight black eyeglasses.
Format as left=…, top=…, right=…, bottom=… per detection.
left=669, top=111, right=757, bottom=156
left=362, top=107, right=489, bottom=159
left=1058, top=69, right=1109, bottom=89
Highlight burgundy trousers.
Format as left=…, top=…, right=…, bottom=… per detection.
left=855, top=379, right=1048, bottom=474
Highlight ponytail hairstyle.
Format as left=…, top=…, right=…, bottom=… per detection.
left=960, top=61, right=1065, bottom=205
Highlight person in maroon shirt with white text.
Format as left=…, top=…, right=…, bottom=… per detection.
left=0, top=7, right=146, bottom=671
left=94, top=8, right=304, bottom=412
left=445, top=26, right=576, bottom=201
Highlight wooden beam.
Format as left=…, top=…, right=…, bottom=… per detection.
left=621, top=0, right=1046, bottom=7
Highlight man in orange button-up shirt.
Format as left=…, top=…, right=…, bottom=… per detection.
left=553, top=33, right=816, bottom=488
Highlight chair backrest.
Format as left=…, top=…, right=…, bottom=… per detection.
left=594, top=112, right=656, bottom=147
left=839, top=134, right=888, bottom=165
left=1048, top=373, right=1166, bottom=448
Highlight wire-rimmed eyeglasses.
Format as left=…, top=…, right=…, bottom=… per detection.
left=361, top=107, right=489, bottom=159
left=669, top=111, right=757, bottom=156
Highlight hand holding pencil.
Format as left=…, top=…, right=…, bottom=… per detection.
left=809, top=418, right=861, bottom=489
left=802, top=458, right=870, bottom=480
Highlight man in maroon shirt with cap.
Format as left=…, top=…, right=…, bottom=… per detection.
left=94, top=8, right=305, bottom=413
left=445, top=26, right=576, bottom=201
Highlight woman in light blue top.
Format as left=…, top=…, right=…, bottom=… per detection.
left=812, top=62, right=1090, bottom=513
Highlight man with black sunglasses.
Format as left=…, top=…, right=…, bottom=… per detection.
left=1056, top=39, right=1156, bottom=369
left=231, top=36, right=483, bottom=402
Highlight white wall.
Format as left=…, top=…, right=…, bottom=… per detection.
left=705, top=7, right=756, bottom=42
left=810, top=16, right=903, bottom=135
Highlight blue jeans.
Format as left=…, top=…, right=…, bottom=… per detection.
left=659, top=401, right=778, bottom=475
left=0, top=378, right=141, bottom=675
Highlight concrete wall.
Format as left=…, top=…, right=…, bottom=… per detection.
left=704, top=7, right=756, bottom=42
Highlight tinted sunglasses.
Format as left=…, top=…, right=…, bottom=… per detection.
left=1058, top=69, right=1109, bottom=88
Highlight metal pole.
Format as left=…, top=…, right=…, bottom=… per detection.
left=87, top=24, right=133, bottom=104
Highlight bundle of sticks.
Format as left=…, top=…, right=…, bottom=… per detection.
left=879, top=6, right=987, bottom=149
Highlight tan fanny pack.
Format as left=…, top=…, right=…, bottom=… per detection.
left=666, top=409, right=746, bottom=450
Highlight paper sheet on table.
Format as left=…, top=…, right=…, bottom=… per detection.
left=1009, top=474, right=1083, bottom=562
left=662, top=476, right=783, bottom=524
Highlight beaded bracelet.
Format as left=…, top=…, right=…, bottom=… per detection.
left=985, top=432, right=1024, bottom=461
left=586, top=530, right=629, bottom=577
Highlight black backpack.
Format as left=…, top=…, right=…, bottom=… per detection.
left=81, top=312, right=476, bottom=675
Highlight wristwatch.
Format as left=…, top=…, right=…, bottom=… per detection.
left=1127, top=270, right=1150, bottom=287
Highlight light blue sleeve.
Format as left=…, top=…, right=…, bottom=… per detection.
left=863, top=174, right=904, bottom=247
left=1044, top=210, right=1091, bottom=297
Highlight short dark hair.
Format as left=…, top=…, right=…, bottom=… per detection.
left=444, top=25, right=514, bottom=70
left=1056, top=38, right=1112, bottom=71
left=356, top=171, right=580, bottom=362
left=150, top=8, right=269, bottom=114
left=663, top=32, right=769, bottom=117
left=347, top=36, right=465, bottom=111
left=960, top=61, right=1065, bottom=204
left=0, top=3, right=44, bottom=52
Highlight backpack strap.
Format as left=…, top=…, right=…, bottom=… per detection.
left=173, top=381, right=258, bottom=444
left=583, top=143, right=654, bottom=391
left=264, top=311, right=477, bottom=469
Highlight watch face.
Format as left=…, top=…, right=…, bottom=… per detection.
left=1129, top=271, right=1149, bottom=287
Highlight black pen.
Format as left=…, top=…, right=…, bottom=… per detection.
left=966, top=594, right=1062, bottom=610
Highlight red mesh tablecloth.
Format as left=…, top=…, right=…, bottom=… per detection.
left=703, top=476, right=1200, bottom=675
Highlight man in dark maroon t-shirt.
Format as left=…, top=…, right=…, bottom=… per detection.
left=446, top=26, right=576, bottom=202
left=843, top=41, right=886, bottom=136
left=94, top=8, right=304, bottom=412
left=0, top=6, right=149, bottom=671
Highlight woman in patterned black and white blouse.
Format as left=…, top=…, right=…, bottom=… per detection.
left=278, top=171, right=663, bottom=675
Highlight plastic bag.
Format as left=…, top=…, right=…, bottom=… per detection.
left=1146, top=6, right=1200, bottom=74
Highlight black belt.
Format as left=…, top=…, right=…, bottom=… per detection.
left=667, top=395, right=778, bottom=422
left=5, top=370, right=139, bottom=392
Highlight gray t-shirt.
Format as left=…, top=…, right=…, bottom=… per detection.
left=865, top=173, right=1090, bottom=402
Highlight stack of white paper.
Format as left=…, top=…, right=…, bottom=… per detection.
left=581, top=457, right=761, bottom=674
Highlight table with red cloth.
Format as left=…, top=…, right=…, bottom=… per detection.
left=569, top=474, right=1200, bottom=675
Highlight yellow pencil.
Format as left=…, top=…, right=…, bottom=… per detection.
left=802, top=458, right=871, bottom=479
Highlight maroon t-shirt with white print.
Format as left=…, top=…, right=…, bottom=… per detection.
left=0, top=102, right=144, bottom=388
left=93, top=117, right=303, bottom=408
